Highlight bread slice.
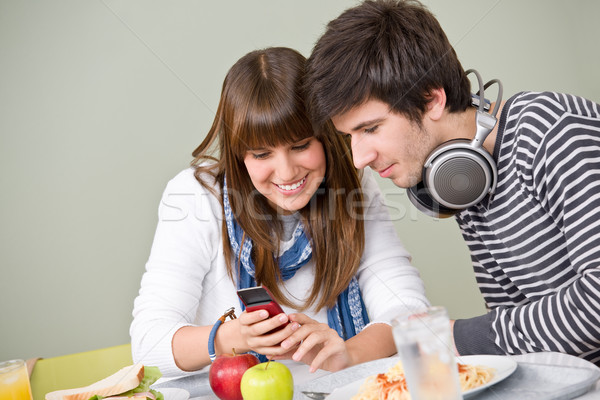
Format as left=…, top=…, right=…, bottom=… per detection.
left=45, top=364, right=145, bottom=400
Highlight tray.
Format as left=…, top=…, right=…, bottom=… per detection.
left=470, top=361, right=600, bottom=400
left=296, top=359, right=600, bottom=400
left=153, top=359, right=600, bottom=400
left=153, top=373, right=213, bottom=398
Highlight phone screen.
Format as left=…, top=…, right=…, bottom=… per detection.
left=237, top=287, right=272, bottom=307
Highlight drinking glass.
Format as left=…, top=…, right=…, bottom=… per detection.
left=0, top=360, right=33, bottom=400
left=392, top=306, right=463, bottom=400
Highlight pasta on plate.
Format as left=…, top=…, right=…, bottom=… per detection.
left=351, top=360, right=494, bottom=400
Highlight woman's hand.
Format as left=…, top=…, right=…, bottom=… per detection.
left=237, top=309, right=297, bottom=357
left=275, top=313, right=352, bottom=373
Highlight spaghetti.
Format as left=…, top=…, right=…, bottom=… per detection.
left=351, top=360, right=495, bottom=400
left=457, top=363, right=495, bottom=391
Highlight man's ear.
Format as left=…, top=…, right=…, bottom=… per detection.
left=425, top=88, right=446, bottom=121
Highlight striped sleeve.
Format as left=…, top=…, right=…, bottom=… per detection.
left=455, top=93, right=600, bottom=365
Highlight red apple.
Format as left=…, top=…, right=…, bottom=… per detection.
left=209, top=349, right=260, bottom=400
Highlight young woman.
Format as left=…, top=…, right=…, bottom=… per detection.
left=130, top=47, right=429, bottom=377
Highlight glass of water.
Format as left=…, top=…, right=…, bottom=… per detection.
left=391, top=306, right=463, bottom=400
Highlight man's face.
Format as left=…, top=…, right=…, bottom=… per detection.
left=331, top=99, right=436, bottom=188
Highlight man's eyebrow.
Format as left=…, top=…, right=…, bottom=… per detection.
left=350, top=117, right=385, bottom=132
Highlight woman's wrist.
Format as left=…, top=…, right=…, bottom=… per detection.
left=343, top=339, right=363, bottom=368
left=346, top=323, right=396, bottom=366
left=215, top=318, right=249, bottom=355
left=208, top=308, right=239, bottom=361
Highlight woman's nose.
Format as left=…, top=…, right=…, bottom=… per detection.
left=276, top=154, right=298, bottom=182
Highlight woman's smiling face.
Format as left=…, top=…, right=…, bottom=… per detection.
left=243, top=137, right=327, bottom=214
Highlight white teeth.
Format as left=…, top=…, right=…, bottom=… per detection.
left=277, top=177, right=305, bottom=191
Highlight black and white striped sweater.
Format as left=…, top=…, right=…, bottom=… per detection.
left=453, top=91, right=600, bottom=366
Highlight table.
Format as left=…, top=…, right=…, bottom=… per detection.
left=153, top=352, right=600, bottom=400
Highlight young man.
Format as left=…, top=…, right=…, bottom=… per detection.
left=306, top=0, right=600, bottom=365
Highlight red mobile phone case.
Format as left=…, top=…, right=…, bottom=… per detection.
left=245, top=301, right=285, bottom=317
left=237, top=286, right=287, bottom=333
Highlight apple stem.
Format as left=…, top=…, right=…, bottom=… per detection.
left=232, top=348, right=236, bottom=357
left=265, top=360, right=270, bottom=369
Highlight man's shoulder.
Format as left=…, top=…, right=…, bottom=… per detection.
left=506, top=91, right=563, bottom=116
left=502, top=91, right=571, bottom=144
left=507, top=91, right=599, bottom=121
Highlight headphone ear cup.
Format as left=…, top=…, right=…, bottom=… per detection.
left=424, top=142, right=497, bottom=210
left=407, top=69, right=502, bottom=218
left=407, top=182, right=458, bottom=218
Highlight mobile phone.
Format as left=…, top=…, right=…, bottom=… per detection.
left=237, top=286, right=288, bottom=333
left=237, top=286, right=285, bottom=317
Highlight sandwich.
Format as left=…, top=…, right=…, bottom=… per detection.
left=45, top=364, right=164, bottom=400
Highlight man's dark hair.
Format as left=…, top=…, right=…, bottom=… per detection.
left=306, top=0, right=471, bottom=128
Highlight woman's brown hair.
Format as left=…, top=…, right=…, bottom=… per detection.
left=191, top=47, right=365, bottom=311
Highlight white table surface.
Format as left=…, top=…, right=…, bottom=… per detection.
left=182, top=352, right=599, bottom=400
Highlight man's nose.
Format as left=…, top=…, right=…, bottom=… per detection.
left=351, top=135, right=376, bottom=170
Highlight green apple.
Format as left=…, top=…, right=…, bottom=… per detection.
left=240, top=361, right=293, bottom=400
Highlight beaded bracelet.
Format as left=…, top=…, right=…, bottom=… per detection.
left=208, top=307, right=237, bottom=362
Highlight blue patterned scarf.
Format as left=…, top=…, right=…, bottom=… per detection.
left=223, top=177, right=369, bottom=361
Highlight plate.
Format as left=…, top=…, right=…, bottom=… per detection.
left=157, top=388, right=190, bottom=400
left=324, top=355, right=517, bottom=399
left=456, top=355, right=518, bottom=398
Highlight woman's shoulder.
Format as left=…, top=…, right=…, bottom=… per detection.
left=358, top=168, right=380, bottom=192
left=158, top=164, right=223, bottom=223
left=166, top=164, right=220, bottom=194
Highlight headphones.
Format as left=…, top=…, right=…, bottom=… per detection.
left=407, top=69, right=503, bottom=218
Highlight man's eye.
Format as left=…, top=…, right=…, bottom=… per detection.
left=364, top=125, right=378, bottom=134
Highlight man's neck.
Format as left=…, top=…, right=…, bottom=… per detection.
left=437, top=103, right=503, bottom=155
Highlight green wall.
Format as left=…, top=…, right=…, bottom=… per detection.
left=1, top=0, right=599, bottom=360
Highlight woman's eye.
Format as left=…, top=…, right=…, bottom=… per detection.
left=252, top=152, right=270, bottom=159
left=292, top=141, right=311, bottom=151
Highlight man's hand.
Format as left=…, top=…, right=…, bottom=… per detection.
left=449, top=319, right=459, bottom=356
